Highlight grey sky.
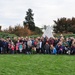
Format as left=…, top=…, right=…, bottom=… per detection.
left=0, top=0, right=75, bottom=29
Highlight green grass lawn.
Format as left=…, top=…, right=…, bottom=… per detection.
left=0, top=54, right=75, bottom=75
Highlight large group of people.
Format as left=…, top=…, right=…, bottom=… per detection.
left=0, top=34, right=75, bottom=55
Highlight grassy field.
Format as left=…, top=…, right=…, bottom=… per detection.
left=0, top=54, right=75, bottom=75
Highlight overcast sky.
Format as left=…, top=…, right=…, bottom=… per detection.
left=0, top=0, right=75, bottom=29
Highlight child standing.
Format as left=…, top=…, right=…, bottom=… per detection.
left=44, top=42, right=50, bottom=54
left=19, top=43, right=23, bottom=53
left=11, top=42, right=15, bottom=54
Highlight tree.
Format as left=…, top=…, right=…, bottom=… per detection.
left=34, top=26, right=43, bottom=34
left=0, top=26, right=2, bottom=31
left=53, top=18, right=67, bottom=33
left=23, top=8, right=35, bottom=31
left=53, top=17, right=75, bottom=33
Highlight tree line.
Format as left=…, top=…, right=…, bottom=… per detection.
left=1, top=9, right=75, bottom=36
left=53, top=17, right=75, bottom=33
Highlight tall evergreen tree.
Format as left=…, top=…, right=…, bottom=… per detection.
left=23, top=8, right=35, bottom=31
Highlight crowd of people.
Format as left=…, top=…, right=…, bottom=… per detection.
left=0, top=34, right=75, bottom=55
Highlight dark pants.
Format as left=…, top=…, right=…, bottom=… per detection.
left=0, top=47, right=3, bottom=54
left=58, top=50, right=63, bottom=54
left=36, top=48, right=40, bottom=53
left=45, top=49, right=50, bottom=54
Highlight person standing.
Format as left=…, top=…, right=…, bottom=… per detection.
left=44, top=42, right=50, bottom=54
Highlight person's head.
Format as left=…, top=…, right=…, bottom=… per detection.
left=57, top=42, right=62, bottom=46
left=46, top=41, right=48, bottom=44
left=50, top=44, right=54, bottom=50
